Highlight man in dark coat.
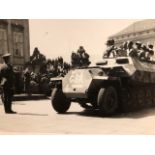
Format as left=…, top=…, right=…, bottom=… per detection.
left=0, top=53, right=16, bottom=114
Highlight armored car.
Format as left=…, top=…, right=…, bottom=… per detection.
left=51, top=56, right=155, bottom=115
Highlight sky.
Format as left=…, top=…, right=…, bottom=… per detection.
left=29, top=19, right=139, bottom=64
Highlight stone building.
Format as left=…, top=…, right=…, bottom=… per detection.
left=109, top=20, right=155, bottom=48
left=0, top=19, right=30, bottom=70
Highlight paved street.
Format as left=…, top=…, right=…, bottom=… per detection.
left=0, top=99, right=155, bottom=134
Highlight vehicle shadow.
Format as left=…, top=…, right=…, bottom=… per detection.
left=18, top=112, right=48, bottom=116
left=117, top=108, right=155, bottom=119
left=66, top=107, right=155, bottom=119
left=13, top=103, right=26, bottom=105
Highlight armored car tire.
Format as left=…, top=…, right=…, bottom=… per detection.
left=97, top=86, right=118, bottom=115
left=51, top=88, right=71, bottom=113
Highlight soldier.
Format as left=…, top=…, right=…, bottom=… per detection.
left=122, top=41, right=133, bottom=56
left=135, top=41, right=142, bottom=55
left=103, top=39, right=117, bottom=58
left=77, top=46, right=85, bottom=66
left=77, top=46, right=91, bottom=67
left=0, top=53, right=16, bottom=114
left=129, top=41, right=142, bottom=57
left=148, top=44, right=154, bottom=55
left=81, top=50, right=90, bottom=66
left=139, top=44, right=149, bottom=61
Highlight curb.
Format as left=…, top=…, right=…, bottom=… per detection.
left=13, top=94, right=49, bottom=101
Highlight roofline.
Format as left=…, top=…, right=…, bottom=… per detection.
left=109, top=27, right=155, bottom=39
left=109, top=20, right=155, bottom=39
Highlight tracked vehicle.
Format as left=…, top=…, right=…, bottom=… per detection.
left=50, top=56, right=155, bottom=115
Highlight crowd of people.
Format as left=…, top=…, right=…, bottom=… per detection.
left=71, top=46, right=91, bottom=67
left=23, top=47, right=71, bottom=94
left=104, top=39, right=155, bottom=62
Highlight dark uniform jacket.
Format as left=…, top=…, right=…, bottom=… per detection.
left=0, top=63, right=14, bottom=88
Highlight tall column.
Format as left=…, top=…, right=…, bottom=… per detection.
left=23, top=19, right=30, bottom=63
left=7, top=19, right=13, bottom=64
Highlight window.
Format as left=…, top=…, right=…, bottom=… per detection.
left=0, top=28, right=8, bottom=55
left=13, top=31, right=24, bottom=57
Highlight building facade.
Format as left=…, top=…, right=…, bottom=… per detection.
left=109, top=20, right=155, bottom=48
left=0, top=19, right=30, bottom=70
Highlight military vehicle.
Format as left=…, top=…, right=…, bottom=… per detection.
left=51, top=55, right=155, bottom=115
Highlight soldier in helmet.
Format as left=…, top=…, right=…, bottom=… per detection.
left=77, top=46, right=85, bottom=66
left=122, top=41, right=134, bottom=56
left=103, top=39, right=117, bottom=58
left=148, top=44, right=154, bottom=55
left=77, top=46, right=85, bottom=54
left=148, top=44, right=155, bottom=61
left=129, top=41, right=142, bottom=57
left=0, top=53, right=16, bottom=114
left=77, top=46, right=91, bottom=67
left=139, top=44, right=149, bottom=61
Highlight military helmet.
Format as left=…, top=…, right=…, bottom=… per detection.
left=106, top=39, right=115, bottom=46
left=148, top=44, right=153, bottom=49
left=79, top=46, right=84, bottom=49
left=78, top=46, right=85, bottom=53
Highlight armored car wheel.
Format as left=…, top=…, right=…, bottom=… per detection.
left=97, top=86, right=118, bottom=115
left=51, top=88, right=71, bottom=113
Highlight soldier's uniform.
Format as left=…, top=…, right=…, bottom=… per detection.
left=129, top=41, right=142, bottom=57
left=122, top=41, right=133, bottom=56
left=81, top=52, right=90, bottom=66
left=148, top=44, right=154, bottom=55
left=77, top=46, right=85, bottom=66
left=0, top=53, right=16, bottom=114
left=138, top=44, right=148, bottom=60
left=104, top=39, right=117, bottom=58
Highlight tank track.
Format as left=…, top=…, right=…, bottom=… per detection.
left=120, top=84, right=155, bottom=112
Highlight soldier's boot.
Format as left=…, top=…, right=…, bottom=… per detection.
left=5, top=100, right=16, bottom=114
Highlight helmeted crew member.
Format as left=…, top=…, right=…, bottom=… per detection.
left=129, top=41, right=142, bottom=57
left=77, top=46, right=85, bottom=66
left=123, top=41, right=134, bottom=56
left=0, top=53, right=16, bottom=114
left=72, top=46, right=91, bottom=67
left=139, top=44, right=149, bottom=60
left=103, top=39, right=117, bottom=58
left=148, top=44, right=154, bottom=55
left=135, top=41, right=142, bottom=55
left=147, top=44, right=154, bottom=61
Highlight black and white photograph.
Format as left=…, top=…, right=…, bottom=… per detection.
left=0, top=19, right=155, bottom=134
left=1, top=1, right=155, bottom=155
